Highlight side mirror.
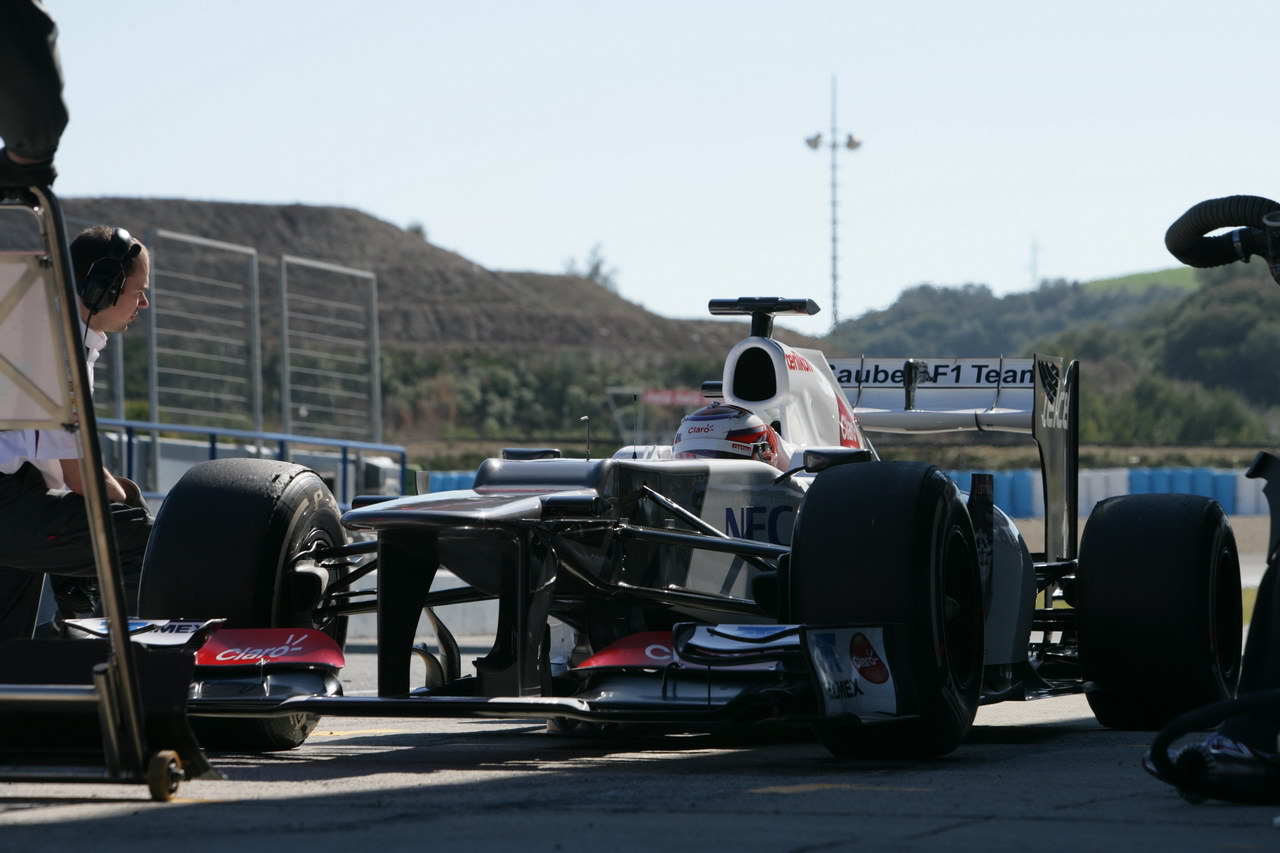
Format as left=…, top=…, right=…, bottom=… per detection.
left=801, top=448, right=873, bottom=473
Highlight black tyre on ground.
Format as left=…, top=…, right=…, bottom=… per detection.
left=1077, top=494, right=1242, bottom=730
left=139, top=458, right=347, bottom=751
left=784, top=461, right=984, bottom=758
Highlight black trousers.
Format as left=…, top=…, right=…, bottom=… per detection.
left=0, top=462, right=152, bottom=640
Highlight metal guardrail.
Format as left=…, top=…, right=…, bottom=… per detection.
left=97, top=418, right=408, bottom=508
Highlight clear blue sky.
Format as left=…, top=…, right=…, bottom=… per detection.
left=43, top=0, right=1280, bottom=336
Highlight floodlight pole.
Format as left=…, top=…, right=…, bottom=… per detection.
left=828, top=78, right=839, bottom=327
left=807, top=76, right=860, bottom=330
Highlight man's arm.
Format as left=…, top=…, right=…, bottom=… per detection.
left=59, top=458, right=129, bottom=504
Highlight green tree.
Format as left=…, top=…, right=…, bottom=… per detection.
left=564, top=244, right=619, bottom=293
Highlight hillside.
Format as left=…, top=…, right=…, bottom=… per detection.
left=49, top=198, right=817, bottom=356
left=1084, top=267, right=1197, bottom=294
left=828, top=275, right=1192, bottom=358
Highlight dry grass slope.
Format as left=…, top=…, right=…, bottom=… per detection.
left=50, top=198, right=819, bottom=355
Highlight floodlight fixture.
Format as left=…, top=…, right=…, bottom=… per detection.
left=806, top=75, right=861, bottom=329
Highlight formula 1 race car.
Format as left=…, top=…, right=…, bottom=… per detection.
left=123, top=296, right=1242, bottom=758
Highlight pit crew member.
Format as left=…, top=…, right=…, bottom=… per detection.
left=0, top=227, right=154, bottom=639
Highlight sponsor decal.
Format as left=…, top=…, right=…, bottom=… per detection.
left=825, top=677, right=865, bottom=700
left=723, top=504, right=795, bottom=544
left=1037, top=359, right=1070, bottom=430
left=687, top=424, right=716, bottom=434
left=574, top=631, right=780, bottom=671
left=785, top=351, right=814, bottom=372
left=813, top=631, right=844, bottom=674
left=196, top=628, right=344, bottom=668
left=975, top=364, right=1035, bottom=386
left=72, top=618, right=164, bottom=634
left=213, top=634, right=309, bottom=662
left=64, top=619, right=210, bottom=646
left=1039, top=359, right=1060, bottom=404
left=849, top=632, right=889, bottom=684
left=575, top=631, right=679, bottom=670
left=807, top=627, right=899, bottom=717
left=151, top=621, right=200, bottom=634
left=645, top=643, right=674, bottom=662
left=829, top=360, right=1034, bottom=388
left=836, top=397, right=861, bottom=448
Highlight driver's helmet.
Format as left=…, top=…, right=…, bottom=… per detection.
left=673, top=404, right=784, bottom=469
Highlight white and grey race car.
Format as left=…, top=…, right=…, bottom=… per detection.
left=122, top=296, right=1243, bottom=759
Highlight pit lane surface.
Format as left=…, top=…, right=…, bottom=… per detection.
left=2, top=639, right=1278, bottom=853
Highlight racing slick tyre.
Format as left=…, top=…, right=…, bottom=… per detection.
left=784, top=462, right=984, bottom=758
left=1077, top=494, right=1242, bottom=730
left=139, top=459, right=348, bottom=751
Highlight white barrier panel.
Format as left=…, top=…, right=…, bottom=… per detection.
left=1077, top=468, right=1130, bottom=518
left=1030, top=478, right=1045, bottom=519
left=1237, top=475, right=1264, bottom=516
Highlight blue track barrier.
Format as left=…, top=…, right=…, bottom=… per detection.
left=993, top=472, right=1013, bottom=516
left=1010, top=469, right=1034, bottom=518
left=1213, top=472, right=1237, bottom=514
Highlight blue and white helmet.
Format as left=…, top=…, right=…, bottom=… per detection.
left=673, top=404, right=783, bottom=469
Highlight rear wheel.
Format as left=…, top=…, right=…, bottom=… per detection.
left=785, top=462, right=984, bottom=758
left=1076, top=494, right=1242, bottom=730
left=139, top=459, right=347, bottom=751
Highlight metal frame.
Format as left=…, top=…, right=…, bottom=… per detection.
left=145, top=228, right=262, bottom=433
left=0, top=187, right=147, bottom=781
left=279, top=255, right=381, bottom=442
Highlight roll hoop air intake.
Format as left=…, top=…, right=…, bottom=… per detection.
left=1164, top=194, right=1280, bottom=283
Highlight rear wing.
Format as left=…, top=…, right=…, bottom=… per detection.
left=830, top=355, right=1080, bottom=561
left=835, top=357, right=1034, bottom=434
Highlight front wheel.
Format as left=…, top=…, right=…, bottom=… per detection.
left=1077, top=494, right=1242, bottom=730
left=139, top=459, right=347, bottom=751
left=785, top=462, right=984, bottom=758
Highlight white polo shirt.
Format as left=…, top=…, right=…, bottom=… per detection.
left=0, top=322, right=108, bottom=488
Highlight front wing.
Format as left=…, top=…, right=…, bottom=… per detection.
left=180, top=622, right=921, bottom=731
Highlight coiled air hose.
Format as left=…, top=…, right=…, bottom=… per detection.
left=1164, top=194, right=1280, bottom=269
left=1148, top=689, right=1280, bottom=804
